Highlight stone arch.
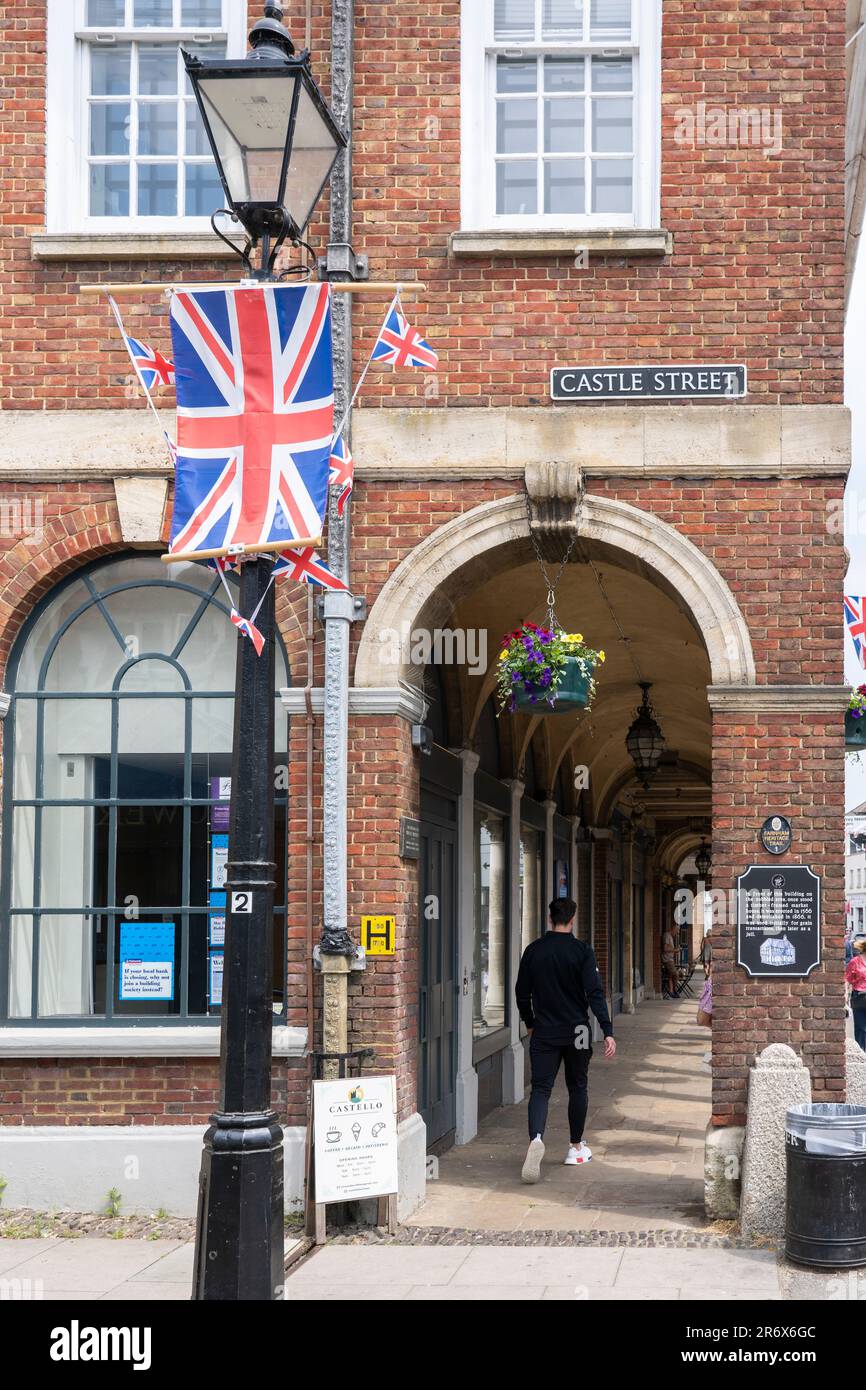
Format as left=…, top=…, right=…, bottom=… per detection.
left=355, top=494, right=756, bottom=690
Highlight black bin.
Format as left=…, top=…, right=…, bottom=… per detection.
left=785, top=1103, right=866, bottom=1268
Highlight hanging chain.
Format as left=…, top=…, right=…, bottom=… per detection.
left=523, top=484, right=583, bottom=630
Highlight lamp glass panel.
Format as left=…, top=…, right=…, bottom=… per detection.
left=196, top=70, right=300, bottom=205
left=282, top=82, right=341, bottom=232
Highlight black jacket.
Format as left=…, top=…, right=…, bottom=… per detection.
left=515, top=930, right=614, bottom=1043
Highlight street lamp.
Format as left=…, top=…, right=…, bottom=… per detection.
left=184, top=1, right=346, bottom=277
left=188, top=3, right=344, bottom=1302
left=695, top=840, right=712, bottom=882
left=625, top=682, right=666, bottom=790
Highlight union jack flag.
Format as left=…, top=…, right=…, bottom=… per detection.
left=230, top=608, right=265, bottom=656
left=168, top=283, right=334, bottom=557
left=372, top=300, right=438, bottom=371
left=845, top=596, right=866, bottom=668
left=273, top=546, right=348, bottom=591
left=329, top=434, right=354, bottom=517
left=125, top=336, right=175, bottom=391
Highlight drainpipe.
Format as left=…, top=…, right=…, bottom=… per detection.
left=318, top=0, right=367, bottom=1074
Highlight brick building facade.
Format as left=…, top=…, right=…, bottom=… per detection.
left=0, top=1, right=854, bottom=1218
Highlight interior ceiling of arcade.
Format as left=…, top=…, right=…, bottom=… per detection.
left=424, top=548, right=712, bottom=840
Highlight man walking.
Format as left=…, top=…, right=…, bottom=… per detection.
left=515, top=897, right=616, bottom=1183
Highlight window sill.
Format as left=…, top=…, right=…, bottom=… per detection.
left=31, top=233, right=243, bottom=262
left=0, top=1024, right=307, bottom=1058
left=472, top=1026, right=511, bottom=1065
left=450, top=228, right=673, bottom=258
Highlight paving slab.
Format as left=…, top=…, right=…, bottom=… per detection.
left=448, top=1245, right=624, bottom=1288
left=101, top=1281, right=189, bottom=1301
left=0, top=1238, right=186, bottom=1293
left=128, top=1242, right=195, bottom=1284
left=288, top=1245, right=470, bottom=1287
left=615, top=1247, right=780, bottom=1296
left=0, top=1238, right=59, bottom=1275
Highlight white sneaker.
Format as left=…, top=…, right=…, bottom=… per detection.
left=521, top=1136, right=545, bottom=1183
left=564, top=1141, right=592, bottom=1165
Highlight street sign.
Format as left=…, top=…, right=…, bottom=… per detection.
left=736, top=864, right=821, bottom=978
left=550, top=363, right=747, bottom=402
left=312, top=1075, right=398, bottom=1204
left=361, top=915, right=396, bottom=955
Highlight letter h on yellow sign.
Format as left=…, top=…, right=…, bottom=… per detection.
left=361, top=916, right=396, bottom=956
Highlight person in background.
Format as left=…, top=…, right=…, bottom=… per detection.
left=846, top=938, right=866, bottom=1053
left=662, top=924, right=679, bottom=997
left=515, top=897, right=616, bottom=1184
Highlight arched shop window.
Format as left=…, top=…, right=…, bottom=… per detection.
left=0, top=555, right=289, bottom=1024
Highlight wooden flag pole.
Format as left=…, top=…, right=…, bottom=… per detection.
left=162, top=535, right=322, bottom=565
left=80, top=281, right=425, bottom=297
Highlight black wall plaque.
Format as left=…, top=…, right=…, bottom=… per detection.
left=550, top=364, right=747, bottom=402
left=399, top=816, right=421, bottom=860
left=760, top=815, right=792, bottom=856
left=736, top=864, right=821, bottom=978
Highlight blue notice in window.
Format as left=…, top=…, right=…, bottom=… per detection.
left=119, top=922, right=175, bottom=1002
left=209, top=890, right=226, bottom=948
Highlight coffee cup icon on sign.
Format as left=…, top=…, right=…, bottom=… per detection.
left=326, top=1126, right=341, bottom=1144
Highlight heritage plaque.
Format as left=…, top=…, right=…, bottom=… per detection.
left=760, top=815, right=792, bottom=856
left=736, top=864, right=821, bottom=978
left=550, top=364, right=747, bottom=402
left=399, top=815, right=421, bottom=860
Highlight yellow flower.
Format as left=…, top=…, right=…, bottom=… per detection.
left=499, top=649, right=508, bottom=660
left=598, top=651, right=606, bottom=662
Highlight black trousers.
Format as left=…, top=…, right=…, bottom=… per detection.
left=527, top=1035, right=593, bottom=1143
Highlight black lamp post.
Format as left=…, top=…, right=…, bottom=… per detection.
left=625, top=681, right=666, bottom=790
left=187, top=3, right=344, bottom=1302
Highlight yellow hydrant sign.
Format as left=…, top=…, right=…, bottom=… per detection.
left=361, top=915, right=396, bottom=955
left=313, top=1075, right=399, bottom=1204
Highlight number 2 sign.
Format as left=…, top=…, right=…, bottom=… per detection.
left=231, top=891, right=253, bottom=914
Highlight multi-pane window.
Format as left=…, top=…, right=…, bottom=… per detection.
left=494, top=0, right=634, bottom=217
left=460, top=0, right=660, bottom=229
left=1, top=557, right=290, bottom=1024
left=85, top=0, right=226, bottom=219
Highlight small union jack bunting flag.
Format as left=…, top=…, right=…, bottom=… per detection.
left=273, top=546, right=349, bottom=591
left=125, top=336, right=176, bottom=391
left=329, top=434, right=354, bottom=517
left=372, top=299, right=438, bottom=370
left=230, top=607, right=265, bottom=657
left=845, top=596, right=866, bottom=668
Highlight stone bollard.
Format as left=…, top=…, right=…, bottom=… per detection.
left=740, top=1043, right=812, bottom=1241
left=846, top=1037, right=866, bottom=1108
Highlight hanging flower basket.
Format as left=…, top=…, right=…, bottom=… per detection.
left=847, top=686, right=866, bottom=750
left=496, top=623, right=604, bottom=715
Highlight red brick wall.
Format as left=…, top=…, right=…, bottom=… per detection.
left=711, top=710, right=846, bottom=1126
left=0, top=1, right=846, bottom=408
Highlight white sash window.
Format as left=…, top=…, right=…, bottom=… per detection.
left=461, top=0, right=662, bottom=231
left=46, top=0, right=248, bottom=234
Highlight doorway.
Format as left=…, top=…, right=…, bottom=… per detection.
left=418, top=790, right=458, bottom=1150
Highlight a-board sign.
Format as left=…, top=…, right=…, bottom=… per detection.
left=313, top=1075, right=398, bottom=1204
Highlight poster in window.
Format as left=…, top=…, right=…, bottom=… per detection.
left=208, top=952, right=224, bottom=1007
left=209, top=890, right=226, bottom=948
left=118, top=922, right=175, bottom=1001
left=211, top=833, right=229, bottom=889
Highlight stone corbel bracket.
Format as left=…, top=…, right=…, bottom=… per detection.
left=524, top=460, right=584, bottom=563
